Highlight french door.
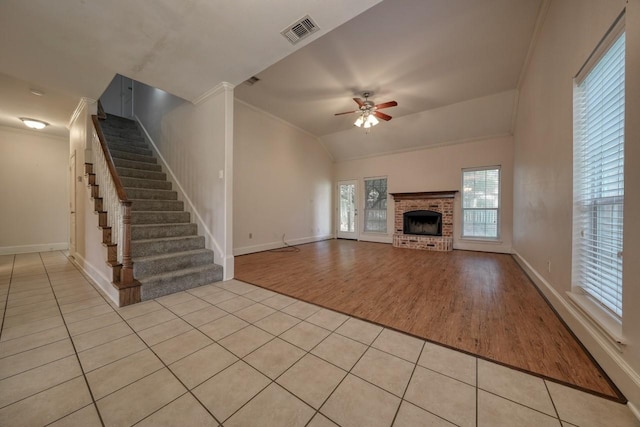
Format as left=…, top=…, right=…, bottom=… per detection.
left=337, top=180, right=358, bottom=239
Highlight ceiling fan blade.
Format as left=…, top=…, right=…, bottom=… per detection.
left=375, top=101, right=398, bottom=110
left=374, top=111, right=392, bottom=121
left=334, top=110, right=358, bottom=116
left=353, top=98, right=365, bottom=107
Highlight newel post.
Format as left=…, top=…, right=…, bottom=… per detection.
left=120, top=200, right=134, bottom=285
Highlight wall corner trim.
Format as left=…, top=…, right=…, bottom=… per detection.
left=69, top=252, right=120, bottom=306
left=512, top=250, right=640, bottom=410
left=67, top=97, right=96, bottom=129
left=192, top=82, right=235, bottom=105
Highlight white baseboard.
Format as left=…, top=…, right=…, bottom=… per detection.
left=454, top=240, right=512, bottom=253
left=0, top=242, right=68, bottom=255
left=234, top=234, right=334, bottom=256
left=513, top=250, right=640, bottom=413
left=70, top=252, right=119, bottom=306
left=358, top=234, right=393, bottom=244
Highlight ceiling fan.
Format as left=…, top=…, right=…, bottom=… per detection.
left=334, top=92, right=398, bottom=128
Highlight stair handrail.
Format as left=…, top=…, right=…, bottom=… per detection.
left=91, top=112, right=135, bottom=288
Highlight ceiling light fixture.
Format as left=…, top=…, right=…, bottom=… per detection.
left=354, top=112, right=379, bottom=129
left=20, top=118, right=49, bottom=130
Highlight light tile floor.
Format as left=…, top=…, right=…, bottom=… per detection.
left=0, top=252, right=638, bottom=427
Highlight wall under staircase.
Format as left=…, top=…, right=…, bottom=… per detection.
left=97, top=114, right=223, bottom=300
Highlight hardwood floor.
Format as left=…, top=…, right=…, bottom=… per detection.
left=235, top=239, right=621, bottom=400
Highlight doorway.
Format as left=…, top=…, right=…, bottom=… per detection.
left=337, top=180, right=358, bottom=239
left=69, top=151, right=76, bottom=255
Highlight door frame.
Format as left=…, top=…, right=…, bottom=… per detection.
left=69, top=151, right=77, bottom=256
left=336, top=179, right=359, bottom=240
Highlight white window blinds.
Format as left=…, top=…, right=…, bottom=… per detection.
left=572, top=28, right=625, bottom=318
left=363, top=178, right=387, bottom=233
left=462, top=167, right=500, bottom=239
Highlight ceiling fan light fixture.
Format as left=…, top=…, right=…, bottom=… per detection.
left=366, top=114, right=379, bottom=127
left=354, top=115, right=365, bottom=127
left=20, top=117, right=49, bottom=130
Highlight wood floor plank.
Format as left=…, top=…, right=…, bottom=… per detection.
left=235, top=240, right=620, bottom=400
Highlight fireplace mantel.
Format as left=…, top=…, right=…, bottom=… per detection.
left=390, top=191, right=458, bottom=200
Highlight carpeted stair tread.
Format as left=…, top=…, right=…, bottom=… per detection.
left=131, top=223, right=197, bottom=239
left=139, top=263, right=223, bottom=301
left=133, top=249, right=214, bottom=278
left=130, top=199, right=184, bottom=211
left=113, top=158, right=162, bottom=172
left=105, top=135, right=148, bottom=146
left=107, top=142, right=152, bottom=156
left=121, top=176, right=172, bottom=190
left=131, top=235, right=205, bottom=257
left=125, top=188, right=178, bottom=200
left=116, top=167, right=166, bottom=181
left=131, top=210, right=190, bottom=224
left=110, top=149, right=157, bottom=164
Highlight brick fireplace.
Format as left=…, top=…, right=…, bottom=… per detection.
left=390, top=191, right=457, bottom=251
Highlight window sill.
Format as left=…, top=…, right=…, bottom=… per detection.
left=566, top=290, right=624, bottom=351
left=459, top=237, right=502, bottom=244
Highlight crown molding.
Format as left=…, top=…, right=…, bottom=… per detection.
left=192, top=82, right=235, bottom=105
left=67, top=97, right=96, bottom=129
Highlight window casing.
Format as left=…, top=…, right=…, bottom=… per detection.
left=363, top=177, right=387, bottom=233
left=572, top=22, right=625, bottom=319
left=462, top=167, right=500, bottom=239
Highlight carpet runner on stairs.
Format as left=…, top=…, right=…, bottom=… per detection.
left=100, top=114, right=223, bottom=300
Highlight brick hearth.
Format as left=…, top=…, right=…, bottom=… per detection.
left=390, top=191, right=458, bottom=252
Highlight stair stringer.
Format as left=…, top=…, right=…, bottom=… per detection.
left=83, top=162, right=141, bottom=305
left=134, top=117, right=224, bottom=265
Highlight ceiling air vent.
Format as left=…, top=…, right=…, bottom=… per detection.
left=244, top=76, right=261, bottom=86
left=281, top=15, right=319, bottom=45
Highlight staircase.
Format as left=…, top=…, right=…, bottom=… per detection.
left=99, top=114, right=223, bottom=301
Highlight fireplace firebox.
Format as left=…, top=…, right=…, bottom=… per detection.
left=403, top=210, right=442, bottom=236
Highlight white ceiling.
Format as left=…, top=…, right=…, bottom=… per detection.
left=0, top=0, right=543, bottom=161
left=235, top=0, right=543, bottom=160
left=0, top=0, right=380, bottom=135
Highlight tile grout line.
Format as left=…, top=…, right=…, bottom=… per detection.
left=544, top=379, right=563, bottom=422
left=306, top=325, right=387, bottom=427
left=0, top=255, right=16, bottom=339
left=389, top=340, right=426, bottom=426
left=37, top=252, right=107, bottom=427
left=476, top=356, right=479, bottom=426
left=176, top=298, right=333, bottom=424
left=75, top=278, right=227, bottom=426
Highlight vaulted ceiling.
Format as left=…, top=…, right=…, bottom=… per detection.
left=0, top=0, right=380, bottom=135
left=0, top=0, right=544, bottom=160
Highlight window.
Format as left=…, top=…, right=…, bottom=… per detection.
left=462, top=167, right=500, bottom=239
left=572, top=23, right=625, bottom=318
left=363, top=177, right=387, bottom=233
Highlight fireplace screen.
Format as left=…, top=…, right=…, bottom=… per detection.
left=403, top=210, right=442, bottom=236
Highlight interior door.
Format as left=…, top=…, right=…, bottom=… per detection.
left=121, top=76, right=133, bottom=118
left=337, top=180, right=358, bottom=239
left=69, top=151, right=76, bottom=255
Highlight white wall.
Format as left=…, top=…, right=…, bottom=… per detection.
left=233, top=100, right=334, bottom=255
left=513, top=0, right=640, bottom=410
left=334, top=135, right=514, bottom=253
left=0, top=126, right=69, bottom=254
left=67, top=99, right=120, bottom=304
left=134, top=82, right=234, bottom=277
left=100, top=74, right=134, bottom=118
